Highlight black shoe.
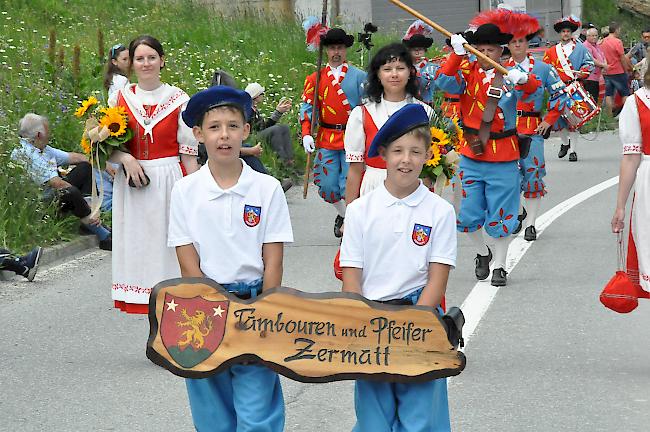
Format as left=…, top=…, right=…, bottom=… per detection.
left=524, top=225, right=537, bottom=241
left=19, top=247, right=43, bottom=282
left=491, top=267, right=507, bottom=286
left=99, top=234, right=112, bottom=251
left=558, top=144, right=570, bottom=158
left=512, top=207, right=527, bottom=235
left=568, top=152, right=578, bottom=162
left=334, top=215, right=344, bottom=238
left=281, top=178, right=293, bottom=193
left=474, top=247, right=492, bottom=280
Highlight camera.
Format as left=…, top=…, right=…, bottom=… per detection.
left=358, top=22, right=378, bottom=51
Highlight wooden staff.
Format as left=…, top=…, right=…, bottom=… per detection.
left=388, top=0, right=509, bottom=75
left=303, top=0, right=329, bottom=199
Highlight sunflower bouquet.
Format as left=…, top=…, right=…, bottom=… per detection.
left=74, top=95, right=132, bottom=167
left=420, top=113, right=462, bottom=194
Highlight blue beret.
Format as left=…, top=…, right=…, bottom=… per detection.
left=367, top=104, right=430, bottom=158
left=182, top=85, right=253, bottom=128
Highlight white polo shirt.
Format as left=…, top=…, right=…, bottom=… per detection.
left=340, top=182, right=457, bottom=301
left=168, top=160, right=293, bottom=285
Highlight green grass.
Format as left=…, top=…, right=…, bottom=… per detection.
left=0, top=0, right=404, bottom=252
left=583, top=0, right=649, bottom=45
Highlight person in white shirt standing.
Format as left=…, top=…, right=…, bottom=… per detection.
left=169, top=85, right=293, bottom=432
left=341, top=104, right=456, bottom=432
left=104, top=43, right=130, bottom=100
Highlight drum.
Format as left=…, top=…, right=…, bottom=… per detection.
left=562, top=81, right=600, bottom=129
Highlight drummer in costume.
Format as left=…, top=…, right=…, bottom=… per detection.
left=612, top=69, right=650, bottom=296
left=345, top=43, right=434, bottom=203
left=402, top=20, right=439, bottom=105
left=543, top=15, right=594, bottom=162
left=435, top=24, right=540, bottom=286
left=477, top=10, right=571, bottom=241
left=300, top=25, right=366, bottom=238
left=109, top=35, right=199, bottom=314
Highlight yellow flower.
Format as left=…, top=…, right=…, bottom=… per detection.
left=74, top=96, right=99, bottom=118
left=425, top=141, right=441, bottom=167
left=80, top=135, right=91, bottom=155
left=451, top=118, right=463, bottom=151
left=430, top=127, right=450, bottom=147
left=98, top=106, right=128, bottom=137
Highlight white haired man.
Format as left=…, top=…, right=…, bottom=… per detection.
left=11, top=113, right=112, bottom=250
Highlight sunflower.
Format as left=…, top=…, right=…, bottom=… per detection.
left=80, top=135, right=91, bottom=155
left=430, top=127, right=450, bottom=148
left=98, top=106, right=128, bottom=137
left=425, top=141, right=441, bottom=167
left=451, top=117, right=463, bottom=151
left=74, top=96, right=99, bottom=118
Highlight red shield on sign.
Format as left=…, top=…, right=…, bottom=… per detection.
left=160, top=293, right=229, bottom=368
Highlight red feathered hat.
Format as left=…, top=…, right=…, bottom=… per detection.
left=553, top=15, right=581, bottom=33
left=302, top=16, right=330, bottom=51
left=470, top=8, right=541, bottom=41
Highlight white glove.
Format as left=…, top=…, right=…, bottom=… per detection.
left=505, top=68, right=528, bottom=85
left=450, top=34, right=468, bottom=56
left=302, top=135, right=316, bottom=153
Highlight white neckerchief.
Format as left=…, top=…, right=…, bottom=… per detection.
left=517, top=56, right=532, bottom=73
left=120, top=83, right=188, bottom=143
left=329, top=63, right=345, bottom=81
left=480, top=68, right=496, bottom=85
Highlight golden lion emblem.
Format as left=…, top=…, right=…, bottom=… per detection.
left=177, top=309, right=213, bottom=350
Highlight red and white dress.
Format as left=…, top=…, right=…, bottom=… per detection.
left=344, top=95, right=433, bottom=197
left=111, top=83, right=198, bottom=314
left=619, top=87, right=650, bottom=292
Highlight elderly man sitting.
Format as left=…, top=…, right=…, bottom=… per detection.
left=11, top=113, right=112, bottom=250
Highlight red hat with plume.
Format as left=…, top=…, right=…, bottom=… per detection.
left=402, top=20, right=434, bottom=48
left=470, top=8, right=541, bottom=41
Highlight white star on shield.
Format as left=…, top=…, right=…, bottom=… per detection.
left=213, top=305, right=225, bottom=317
left=166, top=299, right=178, bottom=312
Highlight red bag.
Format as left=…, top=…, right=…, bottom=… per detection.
left=333, top=249, right=343, bottom=281
left=600, top=234, right=644, bottom=313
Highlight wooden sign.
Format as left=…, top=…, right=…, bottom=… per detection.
left=146, top=278, right=466, bottom=383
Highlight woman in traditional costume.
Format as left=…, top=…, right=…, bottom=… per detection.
left=109, top=35, right=199, bottom=314
left=344, top=43, right=433, bottom=204
left=612, top=69, right=650, bottom=295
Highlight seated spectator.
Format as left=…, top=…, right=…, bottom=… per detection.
left=0, top=246, right=42, bottom=281
left=11, top=113, right=112, bottom=250
left=245, top=82, right=295, bottom=167
left=104, top=43, right=130, bottom=100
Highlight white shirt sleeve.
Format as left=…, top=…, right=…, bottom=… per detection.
left=339, top=201, right=364, bottom=268
left=178, top=103, right=199, bottom=156
left=263, top=182, right=294, bottom=244
left=168, top=183, right=194, bottom=247
left=618, top=95, right=642, bottom=154
left=344, top=105, right=366, bottom=163
left=428, top=202, right=457, bottom=268
left=108, top=75, right=129, bottom=101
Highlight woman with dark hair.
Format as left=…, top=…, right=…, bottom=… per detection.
left=344, top=42, right=433, bottom=203
left=104, top=43, right=130, bottom=99
left=108, top=35, right=199, bottom=314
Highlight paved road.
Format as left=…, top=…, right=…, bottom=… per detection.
left=1, top=131, right=648, bottom=431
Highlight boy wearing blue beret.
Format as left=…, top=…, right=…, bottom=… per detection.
left=340, top=104, right=456, bottom=431
left=168, top=85, right=293, bottom=431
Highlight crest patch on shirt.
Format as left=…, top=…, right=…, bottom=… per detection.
left=243, top=204, right=261, bottom=227
left=412, top=223, right=432, bottom=246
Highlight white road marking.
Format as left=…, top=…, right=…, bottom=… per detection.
left=459, top=176, right=619, bottom=349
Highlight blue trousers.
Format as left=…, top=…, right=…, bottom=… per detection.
left=457, top=156, right=520, bottom=238
left=313, top=148, right=348, bottom=203
left=353, top=291, right=450, bottom=432
left=519, top=135, right=546, bottom=199
left=185, top=280, right=284, bottom=432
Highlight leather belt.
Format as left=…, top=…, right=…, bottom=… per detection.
left=463, top=126, right=518, bottom=140
left=319, top=121, right=346, bottom=131
left=444, top=97, right=460, bottom=102
left=517, top=110, right=541, bottom=117
left=376, top=298, right=413, bottom=306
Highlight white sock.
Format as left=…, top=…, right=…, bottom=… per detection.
left=467, top=230, right=489, bottom=256
left=493, top=236, right=511, bottom=270
left=569, top=131, right=578, bottom=152
left=525, top=197, right=542, bottom=227
left=332, top=200, right=347, bottom=217
left=560, top=129, right=569, bottom=146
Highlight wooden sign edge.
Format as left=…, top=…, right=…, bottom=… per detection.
left=146, top=277, right=467, bottom=384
